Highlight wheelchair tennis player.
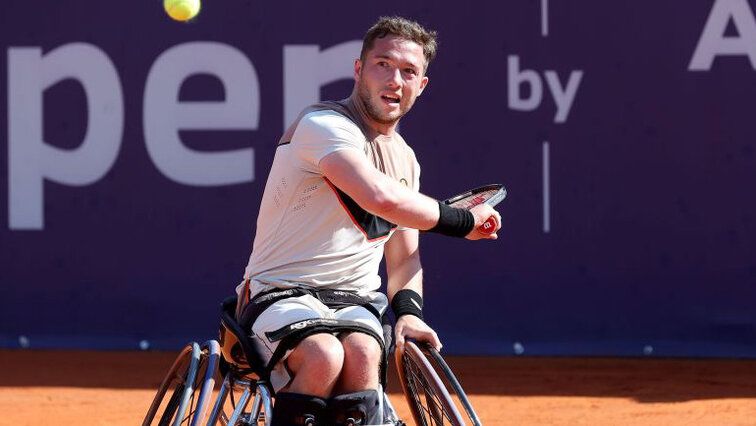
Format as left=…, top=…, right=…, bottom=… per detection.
left=236, top=16, right=501, bottom=426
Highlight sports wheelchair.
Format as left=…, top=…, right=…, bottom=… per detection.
left=142, top=296, right=482, bottom=426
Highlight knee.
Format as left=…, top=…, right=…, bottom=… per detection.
left=339, top=333, right=382, bottom=392
left=342, top=333, right=382, bottom=368
left=289, top=334, right=345, bottom=378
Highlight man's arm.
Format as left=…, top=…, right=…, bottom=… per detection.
left=319, top=149, right=500, bottom=239
left=385, top=228, right=442, bottom=352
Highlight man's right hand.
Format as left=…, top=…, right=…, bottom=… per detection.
left=466, top=204, right=501, bottom=240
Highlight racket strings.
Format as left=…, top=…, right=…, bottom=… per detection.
left=403, top=354, right=453, bottom=425
left=447, top=189, right=500, bottom=209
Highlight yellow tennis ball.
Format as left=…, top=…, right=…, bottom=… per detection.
left=164, top=0, right=200, bottom=22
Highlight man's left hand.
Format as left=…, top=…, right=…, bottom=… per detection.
left=394, top=314, right=442, bottom=354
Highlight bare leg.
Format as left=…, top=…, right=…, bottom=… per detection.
left=283, top=333, right=345, bottom=398
left=335, top=332, right=381, bottom=394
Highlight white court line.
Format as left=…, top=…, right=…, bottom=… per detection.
left=543, top=141, right=550, bottom=233
left=541, top=0, right=549, bottom=37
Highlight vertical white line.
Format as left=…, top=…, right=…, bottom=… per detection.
left=543, top=141, right=550, bottom=233
left=541, top=0, right=549, bottom=37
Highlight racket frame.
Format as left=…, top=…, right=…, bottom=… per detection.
left=442, top=184, right=506, bottom=209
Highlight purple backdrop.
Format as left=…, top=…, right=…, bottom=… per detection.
left=1, top=0, right=755, bottom=356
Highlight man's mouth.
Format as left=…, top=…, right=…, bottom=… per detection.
left=381, top=95, right=401, bottom=105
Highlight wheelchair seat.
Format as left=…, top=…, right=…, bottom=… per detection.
left=218, top=295, right=267, bottom=381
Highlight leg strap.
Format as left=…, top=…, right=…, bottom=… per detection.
left=328, top=390, right=383, bottom=426
left=271, top=392, right=327, bottom=426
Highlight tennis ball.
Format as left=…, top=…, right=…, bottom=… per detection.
left=164, top=0, right=200, bottom=22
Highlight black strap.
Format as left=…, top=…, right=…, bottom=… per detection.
left=238, top=287, right=390, bottom=388
left=239, top=288, right=309, bottom=330
left=239, top=287, right=382, bottom=330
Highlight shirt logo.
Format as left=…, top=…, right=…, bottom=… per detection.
left=399, top=178, right=408, bottom=186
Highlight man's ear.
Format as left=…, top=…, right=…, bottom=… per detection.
left=354, top=59, right=362, bottom=81
left=417, top=76, right=429, bottom=96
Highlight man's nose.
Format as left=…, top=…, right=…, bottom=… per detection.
left=386, top=67, right=402, bottom=87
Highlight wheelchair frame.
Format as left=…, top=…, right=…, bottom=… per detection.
left=142, top=296, right=481, bottom=426
left=142, top=297, right=405, bottom=426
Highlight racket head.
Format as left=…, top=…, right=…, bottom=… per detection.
left=443, top=184, right=506, bottom=210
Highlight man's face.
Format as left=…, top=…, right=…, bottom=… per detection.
left=355, top=35, right=429, bottom=126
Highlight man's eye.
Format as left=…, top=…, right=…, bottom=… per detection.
left=378, top=61, right=389, bottom=67
left=404, top=68, right=417, bottom=75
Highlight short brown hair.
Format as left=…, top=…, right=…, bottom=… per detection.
left=360, top=16, right=438, bottom=74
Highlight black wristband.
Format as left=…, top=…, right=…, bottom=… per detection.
left=428, top=202, right=475, bottom=238
left=391, top=289, right=424, bottom=320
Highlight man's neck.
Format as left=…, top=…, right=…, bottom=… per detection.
left=347, top=92, right=398, bottom=137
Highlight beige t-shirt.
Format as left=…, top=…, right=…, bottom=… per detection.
left=240, top=101, right=420, bottom=297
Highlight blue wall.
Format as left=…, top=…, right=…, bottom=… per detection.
left=1, top=0, right=755, bottom=356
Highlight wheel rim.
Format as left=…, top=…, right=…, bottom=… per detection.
left=142, top=343, right=202, bottom=426
left=396, top=341, right=466, bottom=426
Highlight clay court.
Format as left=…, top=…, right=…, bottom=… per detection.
left=3, top=4, right=756, bottom=426
left=2, top=349, right=755, bottom=426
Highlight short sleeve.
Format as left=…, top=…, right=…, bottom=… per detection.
left=290, top=111, right=365, bottom=174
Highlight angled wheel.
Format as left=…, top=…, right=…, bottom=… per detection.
left=396, top=341, right=481, bottom=426
left=143, top=340, right=221, bottom=426
left=420, top=342, right=482, bottom=426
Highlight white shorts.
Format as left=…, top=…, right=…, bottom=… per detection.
left=250, top=291, right=387, bottom=392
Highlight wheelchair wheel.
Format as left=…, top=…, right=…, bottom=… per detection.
left=420, top=342, right=482, bottom=426
left=143, top=340, right=221, bottom=426
left=396, top=341, right=469, bottom=426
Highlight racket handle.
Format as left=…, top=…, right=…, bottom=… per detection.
left=479, top=216, right=497, bottom=234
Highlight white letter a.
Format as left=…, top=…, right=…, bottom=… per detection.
left=689, top=0, right=756, bottom=70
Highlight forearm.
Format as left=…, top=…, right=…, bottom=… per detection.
left=320, top=150, right=440, bottom=230
left=319, top=149, right=493, bottom=238
left=386, top=239, right=441, bottom=351
left=387, top=255, right=423, bottom=300
left=350, top=169, right=440, bottom=230
left=388, top=253, right=426, bottom=322
left=385, top=228, right=424, bottom=301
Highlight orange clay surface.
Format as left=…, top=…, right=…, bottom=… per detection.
left=1, top=349, right=755, bottom=426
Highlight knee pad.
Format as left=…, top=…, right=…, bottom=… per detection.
left=271, top=392, right=327, bottom=426
left=329, top=390, right=382, bottom=426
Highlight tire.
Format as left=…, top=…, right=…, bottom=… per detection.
left=420, top=342, right=482, bottom=426
left=395, top=341, right=481, bottom=426
left=143, top=341, right=221, bottom=426
left=396, top=341, right=466, bottom=426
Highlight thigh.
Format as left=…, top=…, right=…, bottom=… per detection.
left=339, top=330, right=382, bottom=350
left=250, top=294, right=330, bottom=391
left=339, top=330, right=382, bottom=362
left=286, top=332, right=344, bottom=375
left=334, top=305, right=386, bottom=382
left=251, top=294, right=329, bottom=353
left=332, top=303, right=385, bottom=346
left=339, top=331, right=382, bottom=379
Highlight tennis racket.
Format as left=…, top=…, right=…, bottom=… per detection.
left=442, top=184, right=506, bottom=234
